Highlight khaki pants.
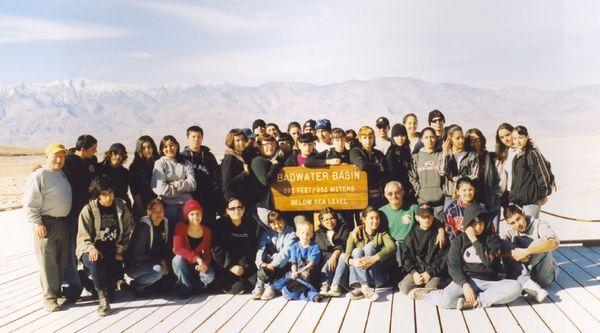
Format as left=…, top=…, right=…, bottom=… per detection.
left=34, top=216, right=69, bottom=303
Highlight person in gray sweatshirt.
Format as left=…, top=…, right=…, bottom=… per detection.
left=409, top=127, right=445, bottom=221
left=23, top=143, right=73, bottom=312
left=151, top=135, right=196, bottom=242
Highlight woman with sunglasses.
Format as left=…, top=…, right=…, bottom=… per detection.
left=212, top=198, right=258, bottom=294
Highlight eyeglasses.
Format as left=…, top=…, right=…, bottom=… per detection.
left=431, top=118, right=444, bottom=124
left=228, top=206, right=244, bottom=211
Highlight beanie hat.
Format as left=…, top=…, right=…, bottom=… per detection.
left=376, top=116, right=390, bottom=128
left=241, top=128, right=255, bottom=139
left=252, top=119, right=266, bottom=131
left=315, top=119, right=332, bottom=131
left=462, top=204, right=487, bottom=229
left=391, top=123, right=407, bottom=137
left=277, top=132, right=293, bottom=142
left=109, top=143, right=127, bottom=156
left=428, top=110, right=445, bottom=124
left=183, top=199, right=203, bottom=219
left=303, top=119, right=316, bottom=129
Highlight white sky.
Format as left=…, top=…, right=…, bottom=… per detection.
left=1, top=0, right=599, bottom=89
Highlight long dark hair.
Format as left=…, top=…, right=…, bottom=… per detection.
left=131, top=135, right=159, bottom=172
left=465, top=128, right=487, bottom=153
left=495, top=123, right=514, bottom=163
left=159, top=135, right=185, bottom=164
left=513, top=125, right=534, bottom=152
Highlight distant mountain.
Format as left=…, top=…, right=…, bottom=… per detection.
left=1, top=77, right=598, bottom=152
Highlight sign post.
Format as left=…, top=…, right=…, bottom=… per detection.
left=271, top=164, right=368, bottom=211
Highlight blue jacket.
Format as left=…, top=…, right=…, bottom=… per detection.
left=255, top=226, right=297, bottom=268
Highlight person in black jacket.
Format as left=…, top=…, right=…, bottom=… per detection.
left=98, top=143, right=132, bottom=209
left=221, top=129, right=255, bottom=205
left=305, top=128, right=350, bottom=168
left=284, top=133, right=317, bottom=167
left=399, top=204, right=448, bottom=297
left=125, top=199, right=169, bottom=296
left=422, top=204, right=522, bottom=309
left=386, top=123, right=415, bottom=203
left=350, top=126, right=386, bottom=208
left=129, top=135, right=160, bottom=221
left=61, top=134, right=98, bottom=300
left=212, top=198, right=258, bottom=294
left=182, top=126, right=224, bottom=230
left=251, top=134, right=285, bottom=228
left=315, top=207, right=351, bottom=297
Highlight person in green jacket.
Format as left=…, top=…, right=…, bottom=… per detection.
left=345, top=206, right=397, bottom=302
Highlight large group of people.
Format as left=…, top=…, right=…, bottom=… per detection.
left=24, top=109, right=559, bottom=318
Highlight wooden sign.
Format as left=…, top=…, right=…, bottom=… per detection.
left=271, top=164, right=368, bottom=211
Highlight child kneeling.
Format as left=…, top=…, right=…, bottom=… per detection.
left=268, top=220, right=323, bottom=302
left=421, top=204, right=521, bottom=309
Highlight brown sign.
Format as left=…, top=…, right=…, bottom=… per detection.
left=271, top=164, right=368, bottom=211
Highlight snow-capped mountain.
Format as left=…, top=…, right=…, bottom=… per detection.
left=1, top=77, right=598, bottom=152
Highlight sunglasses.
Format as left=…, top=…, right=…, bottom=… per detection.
left=227, top=206, right=244, bottom=211
left=430, top=118, right=444, bottom=124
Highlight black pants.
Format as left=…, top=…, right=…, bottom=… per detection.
left=81, top=252, right=123, bottom=292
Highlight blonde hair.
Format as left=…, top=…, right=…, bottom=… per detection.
left=357, top=126, right=376, bottom=147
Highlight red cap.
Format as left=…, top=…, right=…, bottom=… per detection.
left=183, top=199, right=203, bottom=219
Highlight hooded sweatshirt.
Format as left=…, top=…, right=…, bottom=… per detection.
left=151, top=156, right=196, bottom=205
left=255, top=226, right=297, bottom=268
left=510, top=145, right=556, bottom=205
left=125, top=215, right=169, bottom=267
left=401, top=220, right=448, bottom=276
left=447, top=231, right=502, bottom=286
left=182, top=146, right=224, bottom=213
left=440, top=150, right=479, bottom=198
left=62, top=148, right=98, bottom=214
left=221, top=148, right=254, bottom=204
left=212, top=215, right=258, bottom=272
left=409, top=149, right=444, bottom=205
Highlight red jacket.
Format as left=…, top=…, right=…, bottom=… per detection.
left=173, top=222, right=212, bottom=266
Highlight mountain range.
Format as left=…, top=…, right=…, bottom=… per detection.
left=1, top=77, right=598, bottom=152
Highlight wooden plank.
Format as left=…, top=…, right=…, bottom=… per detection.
left=314, top=296, right=351, bottom=333
left=414, top=299, right=441, bottom=332
left=289, top=299, right=328, bottom=333
left=0, top=274, right=38, bottom=296
left=390, top=291, right=414, bottom=333
left=145, top=294, right=215, bottom=333
left=0, top=301, right=42, bottom=327
left=12, top=297, right=99, bottom=332
left=506, top=297, right=550, bottom=333
left=462, top=308, right=495, bottom=333
left=174, top=294, right=234, bottom=332
left=365, top=288, right=393, bottom=333
left=528, top=297, right=579, bottom=333
left=339, top=298, right=371, bottom=333
left=1, top=308, right=48, bottom=332
left=573, top=246, right=600, bottom=266
left=589, top=246, right=600, bottom=256
left=194, top=294, right=251, bottom=332
left=265, top=300, right=307, bottom=333
left=557, top=249, right=600, bottom=284
left=0, top=288, right=41, bottom=317
left=438, top=307, right=468, bottom=333
left=124, top=295, right=207, bottom=332
left=55, top=292, right=136, bottom=332
left=566, top=247, right=600, bottom=278
left=241, top=297, right=288, bottom=333
left=0, top=256, right=37, bottom=276
left=544, top=281, right=600, bottom=332
left=0, top=269, right=37, bottom=285
left=552, top=268, right=600, bottom=321
left=218, top=299, right=267, bottom=333
left=485, top=305, right=523, bottom=333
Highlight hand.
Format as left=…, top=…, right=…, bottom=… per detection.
left=195, top=263, right=208, bottom=273
left=88, top=248, right=102, bottom=262
left=290, top=271, right=299, bottom=280
left=36, top=224, right=47, bottom=239
left=326, top=256, right=338, bottom=272
left=463, top=283, right=476, bottom=305
left=465, top=226, right=478, bottom=243
left=351, top=226, right=362, bottom=241
left=442, top=138, right=452, bottom=154
left=358, top=256, right=378, bottom=269
left=539, top=197, right=548, bottom=205
left=243, top=163, right=250, bottom=174
left=413, top=272, right=423, bottom=285
left=511, top=248, right=530, bottom=262
left=326, top=158, right=341, bottom=166
left=435, top=229, right=447, bottom=249
left=230, top=265, right=245, bottom=277
left=161, top=260, right=169, bottom=275
left=32, top=164, right=43, bottom=172
left=264, top=263, right=275, bottom=271
left=421, top=272, right=431, bottom=284
left=114, top=253, right=123, bottom=261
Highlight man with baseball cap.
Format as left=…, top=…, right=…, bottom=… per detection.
left=414, top=110, right=446, bottom=152
left=374, top=116, right=391, bottom=154
left=24, top=143, right=73, bottom=311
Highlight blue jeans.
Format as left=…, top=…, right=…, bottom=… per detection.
left=126, top=262, right=165, bottom=290
left=348, top=243, right=388, bottom=288
left=425, top=278, right=522, bottom=308
left=503, top=239, right=558, bottom=287
left=81, top=252, right=123, bottom=292
left=272, top=271, right=320, bottom=302
left=321, top=253, right=349, bottom=289
left=171, top=255, right=215, bottom=293
left=164, top=203, right=183, bottom=235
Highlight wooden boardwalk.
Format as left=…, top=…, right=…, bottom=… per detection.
left=1, top=246, right=599, bottom=332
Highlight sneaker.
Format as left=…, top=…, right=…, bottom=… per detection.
left=252, top=286, right=264, bottom=300
left=43, top=300, right=62, bottom=312
left=408, top=287, right=435, bottom=300
left=360, top=284, right=379, bottom=302
left=313, top=294, right=324, bottom=302
left=261, top=286, right=276, bottom=300
left=327, top=284, right=343, bottom=297
left=348, top=288, right=364, bottom=300
left=320, top=283, right=329, bottom=295
left=522, top=279, right=548, bottom=303
left=97, top=291, right=111, bottom=316
left=456, top=297, right=478, bottom=310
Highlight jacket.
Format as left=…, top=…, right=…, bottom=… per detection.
left=385, top=144, right=415, bottom=199
left=221, top=150, right=255, bottom=205
left=444, top=201, right=487, bottom=239
left=62, top=148, right=98, bottom=213
left=304, top=148, right=350, bottom=168
left=124, top=215, right=169, bottom=267
left=173, top=222, right=212, bottom=266
left=255, top=226, right=297, bottom=268
left=409, top=149, right=444, bottom=205
left=314, top=223, right=351, bottom=256
left=129, top=158, right=157, bottom=211
left=151, top=157, right=196, bottom=205
left=401, top=221, right=448, bottom=276
left=447, top=231, right=502, bottom=285
left=98, top=162, right=132, bottom=208
left=440, top=150, right=479, bottom=197
left=211, top=215, right=258, bottom=272
left=182, top=146, right=224, bottom=213
left=344, top=226, right=397, bottom=264
left=250, top=154, right=285, bottom=209
left=349, top=146, right=386, bottom=191
left=477, top=152, right=502, bottom=212
left=76, top=198, right=133, bottom=259
left=510, top=145, right=556, bottom=205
